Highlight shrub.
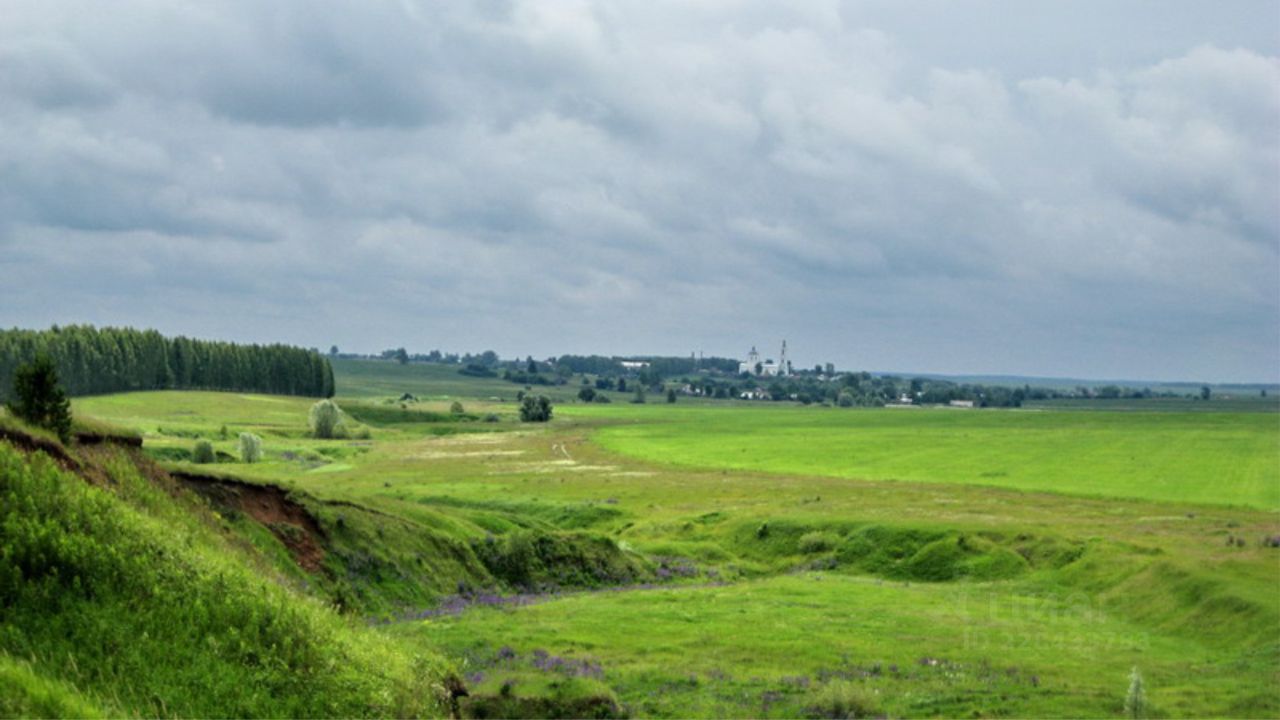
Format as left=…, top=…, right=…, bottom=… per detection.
left=806, top=681, right=881, bottom=719
left=483, top=413, right=501, bottom=423
left=837, top=391, right=854, bottom=408
left=192, top=440, right=215, bottom=464
left=798, top=531, right=839, bottom=554
left=450, top=401, right=465, bottom=414
left=577, top=387, right=596, bottom=402
left=519, top=396, right=553, bottom=423
left=309, top=399, right=343, bottom=439
left=7, top=355, right=72, bottom=443
left=666, top=388, right=677, bottom=403
left=238, top=433, right=262, bottom=464
left=594, top=394, right=612, bottom=404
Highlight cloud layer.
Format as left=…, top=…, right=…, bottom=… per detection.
left=2, top=1, right=1277, bottom=381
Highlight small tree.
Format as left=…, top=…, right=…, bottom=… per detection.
left=631, top=387, right=646, bottom=404
left=666, top=388, right=677, bottom=403
left=837, top=391, right=855, bottom=408
left=8, top=354, right=72, bottom=443
left=309, top=399, right=343, bottom=438
left=1200, top=385, right=1211, bottom=401
left=519, top=395, right=552, bottom=422
left=1124, top=667, right=1147, bottom=719
left=239, top=432, right=262, bottom=463
left=192, top=440, right=215, bottom=464
left=450, top=400, right=465, bottom=415
left=577, top=387, right=596, bottom=402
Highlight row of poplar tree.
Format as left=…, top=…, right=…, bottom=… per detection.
left=0, top=325, right=335, bottom=401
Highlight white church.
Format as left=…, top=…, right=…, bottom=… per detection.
left=739, top=341, right=792, bottom=377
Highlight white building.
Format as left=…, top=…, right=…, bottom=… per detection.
left=738, top=341, right=792, bottom=377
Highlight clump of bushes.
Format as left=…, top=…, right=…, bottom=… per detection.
left=450, top=401, right=465, bottom=415
left=798, top=531, right=840, bottom=554
left=192, top=440, right=215, bottom=464
left=239, top=433, right=262, bottom=464
left=519, top=396, right=553, bottom=423
left=805, top=681, right=881, bottom=719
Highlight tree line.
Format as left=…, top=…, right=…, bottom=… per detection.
left=0, top=325, right=334, bottom=401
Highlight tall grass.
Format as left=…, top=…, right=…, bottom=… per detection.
left=0, top=441, right=452, bottom=717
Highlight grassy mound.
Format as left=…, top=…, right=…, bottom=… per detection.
left=0, top=440, right=454, bottom=717
left=472, top=530, right=651, bottom=592
left=464, top=672, right=623, bottom=719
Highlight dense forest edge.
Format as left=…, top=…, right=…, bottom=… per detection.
left=0, top=326, right=334, bottom=401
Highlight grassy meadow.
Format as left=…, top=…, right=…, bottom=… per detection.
left=40, top=361, right=1280, bottom=717
left=568, top=404, right=1280, bottom=509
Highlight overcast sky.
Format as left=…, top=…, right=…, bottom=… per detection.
left=2, top=1, right=1277, bottom=382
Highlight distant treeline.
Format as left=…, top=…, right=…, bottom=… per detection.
left=0, top=325, right=334, bottom=401
left=554, top=354, right=740, bottom=376
left=356, top=348, right=742, bottom=377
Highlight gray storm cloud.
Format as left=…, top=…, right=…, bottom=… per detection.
left=1, top=1, right=1276, bottom=381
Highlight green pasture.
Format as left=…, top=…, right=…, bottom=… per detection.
left=406, top=573, right=1273, bottom=718
left=52, top=369, right=1280, bottom=717
left=565, top=404, right=1280, bottom=509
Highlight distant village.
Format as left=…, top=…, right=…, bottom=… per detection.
left=331, top=342, right=1244, bottom=408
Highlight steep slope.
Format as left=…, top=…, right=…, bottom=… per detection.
left=0, top=432, right=457, bottom=717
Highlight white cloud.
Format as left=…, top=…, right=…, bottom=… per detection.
left=0, top=1, right=1275, bottom=380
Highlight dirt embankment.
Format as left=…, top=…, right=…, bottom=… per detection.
left=74, top=430, right=142, bottom=447
left=0, top=426, right=82, bottom=472
left=172, top=471, right=327, bottom=573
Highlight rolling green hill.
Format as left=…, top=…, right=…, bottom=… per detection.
left=0, top=421, right=457, bottom=717
left=5, top=358, right=1277, bottom=717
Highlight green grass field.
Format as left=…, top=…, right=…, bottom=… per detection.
left=567, top=404, right=1280, bottom=509
left=403, top=573, right=1272, bottom=718
left=35, top=362, right=1280, bottom=717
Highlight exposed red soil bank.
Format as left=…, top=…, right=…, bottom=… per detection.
left=172, top=471, right=327, bottom=573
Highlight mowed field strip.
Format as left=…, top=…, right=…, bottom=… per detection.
left=567, top=404, right=1280, bottom=509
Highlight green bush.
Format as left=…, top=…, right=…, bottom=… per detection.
left=450, top=401, right=465, bottom=414
left=238, top=433, right=262, bottom=464
left=798, top=531, right=839, bottom=554
left=806, top=681, right=881, bottom=719
left=309, top=399, right=343, bottom=438
left=519, top=396, right=553, bottom=423
left=192, top=440, right=215, bottom=464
